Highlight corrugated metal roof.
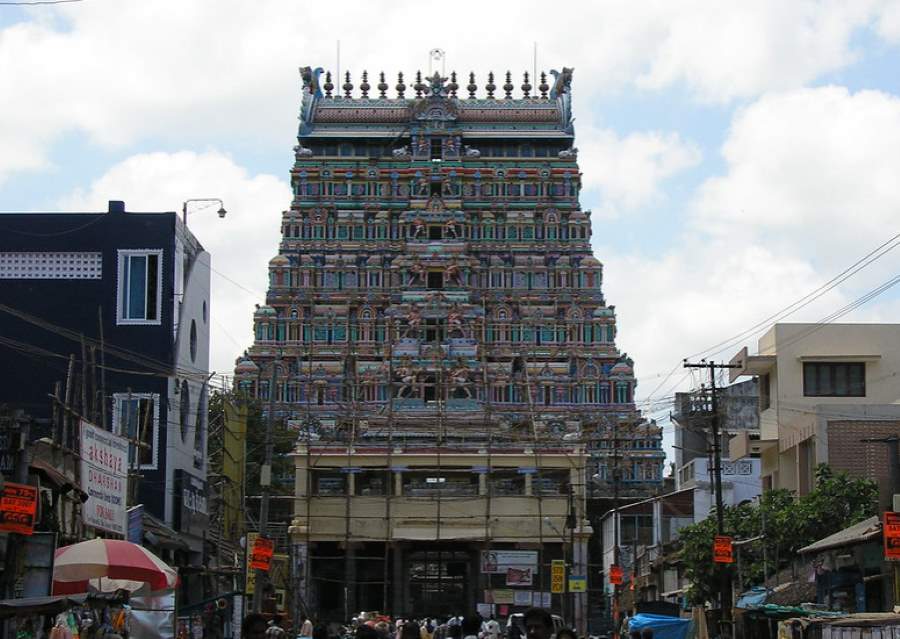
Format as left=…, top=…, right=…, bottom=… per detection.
left=798, top=515, right=881, bottom=554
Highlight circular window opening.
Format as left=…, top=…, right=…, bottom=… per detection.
left=202, top=301, right=207, bottom=324
left=190, top=319, right=197, bottom=363
left=180, top=380, right=190, bottom=443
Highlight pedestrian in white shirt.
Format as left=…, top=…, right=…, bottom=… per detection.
left=482, top=617, right=500, bottom=639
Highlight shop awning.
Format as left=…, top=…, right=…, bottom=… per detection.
left=0, top=593, right=126, bottom=619
left=31, top=458, right=88, bottom=501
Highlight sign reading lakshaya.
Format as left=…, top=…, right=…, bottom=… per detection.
left=80, top=419, right=128, bottom=535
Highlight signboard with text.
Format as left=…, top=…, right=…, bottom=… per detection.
left=713, top=535, right=734, bottom=563
left=568, top=575, right=587, bottom=592
left=550, top=559, right=566, bottom=594
left=0, top=482, right=37, bottom=535
left=884, top=512, right=900, bottom=561
left=127, top=505, right=144, bottom=544
left=250, top=535, right=274, bottom=571
left=481, top=550, right=539, bottom=574
left=174, top=469, right=209, bottom=538
left=79, top=420, right=128, bottom=535
left=0, top=422, right=20, bottom=475
left=609, top=564, right=623, bottom=586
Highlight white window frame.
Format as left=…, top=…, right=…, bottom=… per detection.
left=112, top=392, right=160, bottom=470
left=117, top=249, right=163, bottom=325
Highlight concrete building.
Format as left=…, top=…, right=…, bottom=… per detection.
left=294, top=444, right=590, bottom=620
left=729, top=323, right=900, bottom=505
left=672, top=378, right=760, bottom=472
left=0, top=201, right=211, bottom=581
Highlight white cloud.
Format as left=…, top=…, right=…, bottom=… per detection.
left=876, top=0, right=900, bottom=42
left=59, top=151, right=291, bottom=377
left=605, top=84, right=900, bottom=409
left=1, top=0, right=897, bottom=181
left=601, top=240, right=847, bottom=407
left=579, top=126, right=701, bottom=216
left=693, top=86, right=900, bottom=269
left=635, top=1, right=880, bottom=102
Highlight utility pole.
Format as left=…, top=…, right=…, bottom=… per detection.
left=611, top=417, right=621, bottom=630
left=860, top=435, right=900, bottom=607
left=253, top=360, right=279, bottom=613
left=684, top=359, right=740, bottom=639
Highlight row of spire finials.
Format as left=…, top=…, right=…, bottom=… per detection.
left=321, top=70, right=553, bottom=100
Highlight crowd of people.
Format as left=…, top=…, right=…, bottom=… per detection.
left=241, top=608, right=574, bottom=639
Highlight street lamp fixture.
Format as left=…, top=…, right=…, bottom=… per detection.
left=182, top=198, right=227, bottom=228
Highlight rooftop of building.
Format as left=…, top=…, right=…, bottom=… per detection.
left=296, top=66, right=575, bottom=140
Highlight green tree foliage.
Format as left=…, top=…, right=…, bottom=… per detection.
left=677, top=465, right=878, bottom=605
left=208, top=389, right=296, bottom=496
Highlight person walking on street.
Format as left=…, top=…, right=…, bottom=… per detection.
left=299, top=614, right=314, bottom=639
left=267, top=616, right=286, bottom=639
left=523, top=609, right=553, bottom=639
left=243, top=614, right=269, bottom=639
left=482, top=616, right=500, bottom=639
left=461, top=617, right=481, bottom=639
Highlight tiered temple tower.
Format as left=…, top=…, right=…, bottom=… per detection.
left=236, top=66, right=664, bottom=623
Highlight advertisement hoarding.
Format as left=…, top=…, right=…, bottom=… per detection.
left=481, top=550, right=539, bottom=574
left=79, top=420, right=128, bottom=535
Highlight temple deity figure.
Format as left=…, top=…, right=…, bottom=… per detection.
left=408, top=259, right=426, bottom=285
left=444, top=259, right=463, bottom=286
left=444, top=136, right=458, bottom=155
left=403, top=305, right=423, bottom=338
left=444, top=218, right=460, bottom=239
left=411, top=215, right=427, bottom=239
left=395, top=359, right=420, bottom=398
left=447, top=303, right=465, bottom=337
left=450, top=358, right=473, bottom=398
left=416, top=135, right=429, bottom=156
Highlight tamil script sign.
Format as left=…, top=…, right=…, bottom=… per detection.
left=550, top=559, right=565, bottom=594
left=609, top=564, right=623, bottom=586
left=80, top=419, right=128, bottom=535
left=713, top=535, right=734, bottom=564
left=0, top=482, right=37, bottom=535
left=250, top=536, right=275, bottom=571
left=481, top=550, right=539, bottom=574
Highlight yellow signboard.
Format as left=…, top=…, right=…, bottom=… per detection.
left=568, top=576, right=587, bottom=592
left=245, top=533, right=258, bottom=594
left=551, top=559, right=566, bottom=594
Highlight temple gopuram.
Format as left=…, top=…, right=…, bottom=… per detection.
left=235, top=66, right=665, bottom=629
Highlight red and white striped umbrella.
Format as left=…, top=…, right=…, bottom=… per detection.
left=52, top=538, right=177, bottom=595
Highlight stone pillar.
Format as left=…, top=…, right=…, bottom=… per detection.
left=345, top=543, right=357, bottom=619
left=393, top=543, right=404, bottom=618
left=573, top=533, right=590, bottom=637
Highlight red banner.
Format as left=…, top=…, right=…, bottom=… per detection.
left=713, top=535, right=734, bottom=563
left=884, top=512, right=900, bottom=561
left=609, top=564, right=623, bottom=585
left=0, top=482, right=37, bottom=535
left=250, top=535, right=274, bottom=571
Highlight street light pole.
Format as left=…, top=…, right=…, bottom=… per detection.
left=182, top=198, right=227, bottom=228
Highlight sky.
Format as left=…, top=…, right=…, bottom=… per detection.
left=3, top=0, right=900, bottom=448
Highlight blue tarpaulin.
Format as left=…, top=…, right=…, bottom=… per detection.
left=735, top=586, right=769, bottom=609
left=628, top=614, right=692, bottom=639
